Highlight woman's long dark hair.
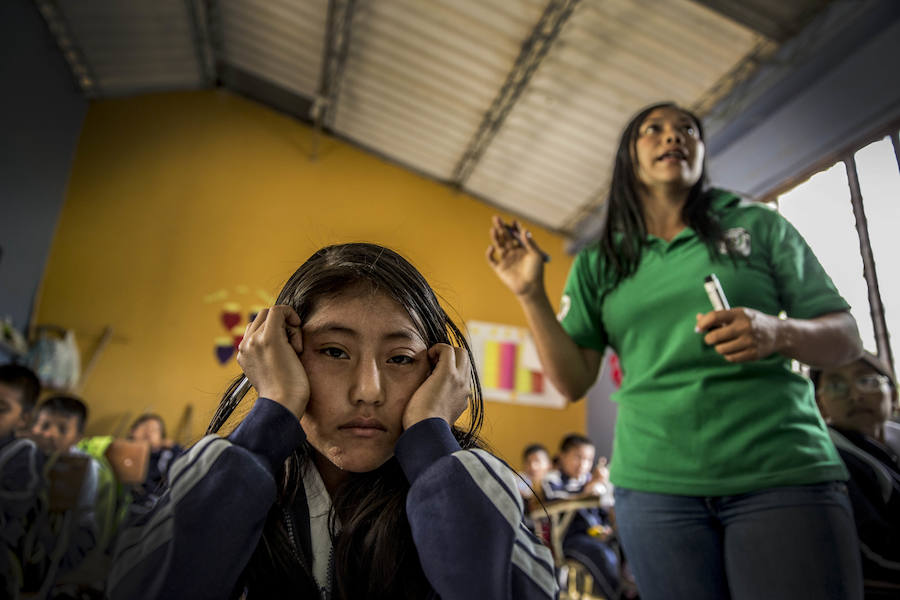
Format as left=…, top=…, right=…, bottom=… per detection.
left=599, top=102, right=726, bottom=287
left=207, top=243, right=485, bottom=599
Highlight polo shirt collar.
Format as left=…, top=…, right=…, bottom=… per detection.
left=709, top=188, right=741, bottom=211
left=643, top=188, right=740, bottom=247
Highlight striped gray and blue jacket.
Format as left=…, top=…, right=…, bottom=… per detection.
left=107, top=398, right=558, bottom=599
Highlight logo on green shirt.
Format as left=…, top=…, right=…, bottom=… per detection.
left=717, top=227, right=751, bottom=257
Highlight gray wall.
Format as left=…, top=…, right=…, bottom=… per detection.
left=1, top=0, right=87, bottom=359
left=707, top=1, right=900, bottom=198
left=585, top=350, right=619, bottom=460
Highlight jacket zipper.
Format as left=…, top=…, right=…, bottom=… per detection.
left=280, top=505, right=318, bottom=596
left=325, top=546, right=335, bottom=600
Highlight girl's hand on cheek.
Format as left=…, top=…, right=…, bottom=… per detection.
left=236, top=305, right=310, bottom=421
left=402, top=344, right=470, bottom=429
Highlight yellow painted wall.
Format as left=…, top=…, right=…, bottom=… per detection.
left=36, top=90, right=584, bottom=465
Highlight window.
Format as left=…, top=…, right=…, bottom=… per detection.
left=777, top=163, right=874, bottom=351
left=775, top=132, right=900, bottom=363
left=855, top=137, right=900, bottom=358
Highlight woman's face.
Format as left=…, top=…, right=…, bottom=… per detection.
left=299, top=287, right=432, bottom=484
left=633, top=106, right=704, bottom=192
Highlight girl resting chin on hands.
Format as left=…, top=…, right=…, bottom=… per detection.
left=109, top=243, right=557, bottom=600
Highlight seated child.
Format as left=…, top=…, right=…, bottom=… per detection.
left=127, top=413, right=183, bottom=506
left=107, top=243, right=556, bottom=599
left=0, top=364, right=44, bottom=596
left=28, top=395, right=101, bottom=584
left=518, top=443, right=552, bottom=506
left=812, top=351, right=900, bottom=586
left=542, top=433, right=619, bottom=596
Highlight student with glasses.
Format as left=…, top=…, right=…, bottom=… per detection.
left=813, top=352, right=900, bottom=590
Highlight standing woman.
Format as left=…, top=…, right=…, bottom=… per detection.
left=488, top=103, right=864, bottom=599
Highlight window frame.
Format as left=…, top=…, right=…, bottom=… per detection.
left=768, top=118, right=900, bottom=373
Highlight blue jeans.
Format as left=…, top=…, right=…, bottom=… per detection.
left=613, top=482, right=862, bottom=600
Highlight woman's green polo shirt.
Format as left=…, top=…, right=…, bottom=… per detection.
left=560, top=190, right=850, bottom=495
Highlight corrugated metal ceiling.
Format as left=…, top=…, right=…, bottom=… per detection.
left=35, top=0, right=832, bottom=235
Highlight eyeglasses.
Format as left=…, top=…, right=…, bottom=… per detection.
left=821, top=374, right=891, bottom=398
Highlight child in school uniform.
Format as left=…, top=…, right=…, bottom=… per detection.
left=127, top=413, right=183, bottom=508
left=108, top=243, right=557, bottom=600
left=0, top=364, right=44, bottom=596
left=542, top=433, right=619, bottom=597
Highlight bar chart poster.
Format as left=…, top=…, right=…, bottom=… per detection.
left=466, top=321, right=566, bottom=409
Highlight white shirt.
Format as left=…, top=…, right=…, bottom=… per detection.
left=302, top=461, right=338, bottom=599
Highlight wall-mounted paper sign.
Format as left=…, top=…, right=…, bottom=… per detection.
left=467, top=320, right=566, bottom=409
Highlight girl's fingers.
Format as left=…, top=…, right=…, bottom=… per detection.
left=281, top=305, right=301, bottom=328
left=286, top=322, right=304, bottom=355
left=455, top=346, right=469, bottom=372
left=245, top=308, right=269, bottom=336
left=263, top=306, right=304, bottom=353
left=259, top=306, right=288, bottom=341
left=428, top=343, right=451, bottom=366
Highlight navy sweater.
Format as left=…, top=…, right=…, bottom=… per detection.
left=107, top=398, right=558, bottom=599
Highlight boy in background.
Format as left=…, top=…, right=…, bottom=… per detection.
left=30, top=395, right=90, bottom=457
left=0, top=364, right=44, bottom=596
left=518, top=443, right=552, bottom=508
left=128, top=413, right=182, bottom=506
left=0, top=363, right=40, bottom=440
left=28, top=395, right=100, bottom=587
left=542, top=434, right=619, bottom=597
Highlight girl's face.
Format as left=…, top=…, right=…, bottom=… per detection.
left=523, top=449, right=551, bottom=481
left=299, top=288, right=432, bottom=486
left=131, top=418, right=164, bottom=450
left=633, top=106, right=704, bottom=192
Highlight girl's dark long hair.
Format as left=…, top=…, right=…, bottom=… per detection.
left=207, top=243, right=485, bottom=599
left=599, top=102, right=726, bottom=287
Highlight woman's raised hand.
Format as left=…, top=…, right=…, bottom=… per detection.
left=237, top=305, right=309, bottom=420
left=486, top=216, right=547, bottom=299
left=402, top=344, right=470, bottom=430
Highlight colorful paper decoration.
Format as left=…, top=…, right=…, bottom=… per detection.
left=214, top=337, right=235, bottom=365
left=205, top=288, right=276, bottom=366
left=467, top=321, right=565, bottom=409
left=221, top=302, right=241, bottom=331
left=248, top=304, right=265, bottom=324
left=230, top=324, right=245, bottom=349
